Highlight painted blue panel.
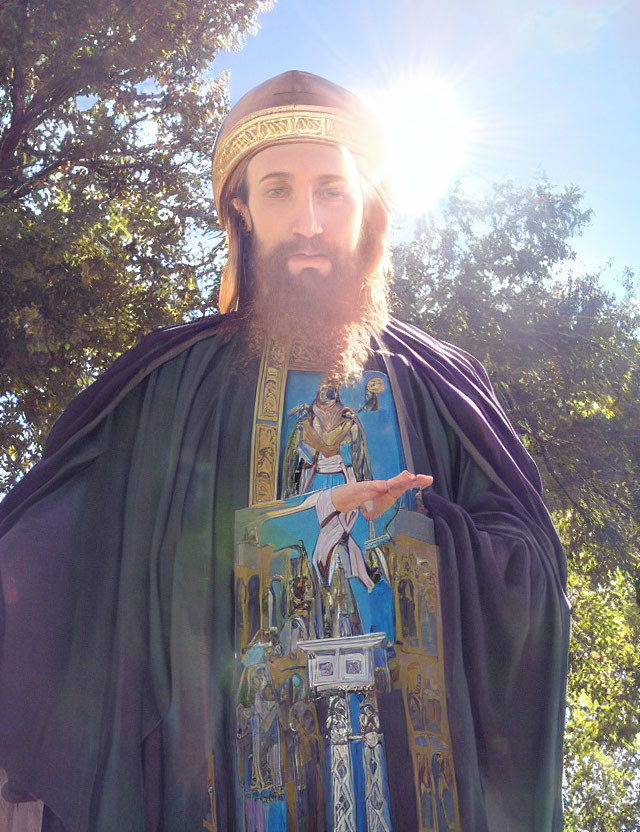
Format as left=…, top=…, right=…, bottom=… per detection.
left=279, top=371, right=411, bottom=494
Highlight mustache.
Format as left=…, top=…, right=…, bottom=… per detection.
left=265, top=240, right=334, bottom=259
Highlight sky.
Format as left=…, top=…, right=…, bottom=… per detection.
left=211, top=0, right=639, bottom=289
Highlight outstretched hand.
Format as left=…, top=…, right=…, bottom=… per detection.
left=330, top=470, right=433, bottom=520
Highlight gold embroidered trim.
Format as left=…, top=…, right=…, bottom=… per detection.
left=391, top=534, right=462, bottom=831
left=289, top=339, right=324, bottom=371
left=203, top=752, right=217, bottom=831
left=249, top=339, right=290, bottom=505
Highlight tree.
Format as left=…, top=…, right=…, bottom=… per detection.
left=391, top=179, right=640, bottom=829
left=0, top=0, right=271, bottom=491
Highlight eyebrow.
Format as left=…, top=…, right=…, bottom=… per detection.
left=316, top=174, right=348, bottom=185
left=257, top=172, right=349, bottom=184
left=258, top=172, right=292, bottom=184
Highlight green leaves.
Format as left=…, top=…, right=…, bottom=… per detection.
left=564, top=570, right=640, bottom=831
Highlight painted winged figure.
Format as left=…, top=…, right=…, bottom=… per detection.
left=281, top=382, right=372, bottom=498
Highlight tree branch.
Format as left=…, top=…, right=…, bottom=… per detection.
left=0, top=0, right=28, bottom=187
left=525, top=417, right=592, bottom=529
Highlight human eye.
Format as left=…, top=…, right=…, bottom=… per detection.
left=263, top=181, right=289, bottom=198
left=320, top=185, right=345, bottom=200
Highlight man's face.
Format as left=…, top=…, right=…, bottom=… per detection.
left=236, top=142, right=365, bottom=295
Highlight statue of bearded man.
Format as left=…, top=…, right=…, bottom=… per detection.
left=0, top=71, right=569, bottom=832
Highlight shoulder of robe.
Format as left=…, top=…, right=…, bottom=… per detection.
left=383, top=317, right=496, bottom=400
left=45, top=312, right=237, bottom=456
left=381, top=316, right=545, bottom=498
left=0, top=313, right=238, bottom=529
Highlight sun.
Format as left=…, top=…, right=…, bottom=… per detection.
left=367, top=75, right=474, bottom=216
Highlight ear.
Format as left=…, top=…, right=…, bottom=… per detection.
left=231, top=197, right=253, bottom=232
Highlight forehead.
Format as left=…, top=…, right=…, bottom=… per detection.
left=246, top=141, right=360, bottom=184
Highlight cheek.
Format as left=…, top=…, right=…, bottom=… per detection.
left=347, top=214, right=364, bottom=250
left=325, top=203, right=363, bottom=248
left=348, top=197, right=365, bottom=245
left=245, top=197, right=284, bottom=246
left=251, top=216, right=283, bottom=253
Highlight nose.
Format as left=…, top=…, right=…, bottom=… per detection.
left=291, top=189, right=323, bottom=238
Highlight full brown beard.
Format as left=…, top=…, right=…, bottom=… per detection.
left=239, top=234, right=387, bottom=384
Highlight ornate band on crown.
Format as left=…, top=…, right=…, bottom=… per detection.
left=212, top=104, right=382, bottom=217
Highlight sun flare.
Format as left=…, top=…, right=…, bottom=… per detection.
left=367, top=75, right=474, bottom=216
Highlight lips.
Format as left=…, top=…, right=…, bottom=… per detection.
left=288, top=252, right=329, bottom=265
left=287, top=252, right=331, bottom=277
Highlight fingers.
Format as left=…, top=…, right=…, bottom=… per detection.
left=387, top=471, right=433, bottom=498
left=413, top=474, right=433, bottom=488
